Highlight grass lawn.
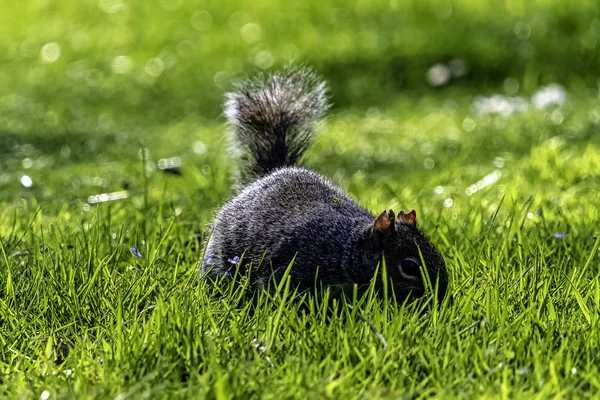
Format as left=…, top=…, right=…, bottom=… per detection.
left=2, top=0, right=600, bottom=398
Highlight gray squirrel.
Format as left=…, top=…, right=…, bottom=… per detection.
left=202, top=66, right=448, bottom=302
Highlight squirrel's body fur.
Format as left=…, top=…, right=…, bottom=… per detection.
left=202, top=66, right=448, bottom=301
left=203, top=167, right=377, bottom=290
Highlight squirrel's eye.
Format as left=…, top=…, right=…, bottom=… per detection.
left=399, top=257, right=422, bottom=278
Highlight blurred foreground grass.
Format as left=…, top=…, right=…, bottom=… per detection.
left=1, top=0, right=600, bottom=398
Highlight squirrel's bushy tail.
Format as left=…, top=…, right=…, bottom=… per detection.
left=224, top=66, right=329, bottom=184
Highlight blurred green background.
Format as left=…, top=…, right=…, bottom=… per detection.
left=1, top=0, right=599, bottom=213
left=3, top=0, right=600, bottom=119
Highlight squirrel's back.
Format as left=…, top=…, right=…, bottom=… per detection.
left=203, top=167, right=376, bottom=287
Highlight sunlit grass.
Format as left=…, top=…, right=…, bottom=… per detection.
left=2, top=0, right=600, bottom=397
left=1, top=90, right=600, bottom=397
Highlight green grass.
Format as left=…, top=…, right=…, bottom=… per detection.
left=2, top=0, right=600, bottom=398
left=2, top=93, right=600, bottom=398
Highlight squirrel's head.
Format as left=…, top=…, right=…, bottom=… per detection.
left=370, top=209, right=448, bottom=303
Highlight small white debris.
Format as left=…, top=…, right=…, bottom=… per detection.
left=516, top=367, right=530, bottom=376
left=251, top=339, right=266, bottom=354
left=157, top=157, right=182, bottom=170
left=465, top=170, right=502, bottom=196
left=87, top=191, right=129, bottom=204
left=40, top=390, right=51, bottom=400
left=20, top=175, right=33, bottom=188
left=489, top=361, right=505, bottom=375
left=532, top=84, right=567, bottom=109
left=472, top=95, right=528, bottom=116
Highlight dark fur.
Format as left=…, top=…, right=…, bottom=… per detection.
left=202, top=66, right=448, bottom=302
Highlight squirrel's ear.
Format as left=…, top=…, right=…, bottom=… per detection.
left=398, top=209, right=417, bottom=226
left=372, top=210, right=396, bottom=234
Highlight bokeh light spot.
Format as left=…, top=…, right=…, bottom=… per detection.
left=40, top=43, right=61, bottom=63
left=145, top=58, right=164, bottom=77
left=22, top=158, right=33, bottom=169
left=427, top=64, right=450, bottom=87
left=254, top=50, right=274, bottom=69
left=20, top=175, right=33, bottom=188
left=99, top=0, right=125, bottom=13
left=514, top=22, right=531, bottom=40
left=111, top=56, right=133, bottom=74
left=191, top=10, right=212, bottom=31
left=241, top=23, right=262, bottom=43
left=176, top=40, right=195, bottom=58
left=193, top=141, right=207, bottom=155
